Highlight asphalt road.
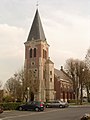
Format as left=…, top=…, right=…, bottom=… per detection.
left=0, top=106, right=90, bottom=120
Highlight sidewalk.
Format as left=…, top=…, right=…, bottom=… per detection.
left=69, top=104, right=90, bottom=108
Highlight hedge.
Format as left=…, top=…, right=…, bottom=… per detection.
left=0, top=102, right=24, bottom=110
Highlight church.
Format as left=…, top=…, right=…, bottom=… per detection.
left=24, top=9, right=74, bottom=102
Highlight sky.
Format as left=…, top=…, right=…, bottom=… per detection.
left=0, top=0, right=90, bottom=85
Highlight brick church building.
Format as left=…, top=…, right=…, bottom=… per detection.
left=24, top=9, right=74, bottom=102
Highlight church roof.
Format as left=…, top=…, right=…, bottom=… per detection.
left=27, top=9, right=46, bottom=41
left=46, top=58, right=54, bottom=64
left=54, top=68, right=73, bottom=83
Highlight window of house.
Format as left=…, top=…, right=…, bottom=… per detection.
left=43, top=50, right=47, bottom=59
left=30, top=49, right=32, bottom=58
left=50, top=71, right=52, bottom=75
left=34, top=48, right=36, bottom=57
left=45, top=50, right=47, bottom=59
left=43, top=49, right=44, bottom=58
left=50, top=78, right=52, bottom=82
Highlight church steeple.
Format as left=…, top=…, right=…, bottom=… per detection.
left=27, top=9, right=46, bottom=41
left=24, top=8, right=55, bottom=102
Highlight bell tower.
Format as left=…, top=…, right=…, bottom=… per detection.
left=24, top=9, right=51, bottom=101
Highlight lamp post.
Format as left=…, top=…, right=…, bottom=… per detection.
left=27, top=87, right=30, bottom=102
left=76, top=76, right=79, bottom=104
left=14, top=73, right=18, bottom=101
left=80, top=68, right=84, bottom=105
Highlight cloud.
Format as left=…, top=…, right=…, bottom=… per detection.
left=0, top=24, right=26, bottom=84
left=44, top=8, right=90, bottom=70
left=0, top=0, right=89, bottom=86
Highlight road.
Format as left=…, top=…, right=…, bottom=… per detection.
left=0, top=106, right=90, bottom=120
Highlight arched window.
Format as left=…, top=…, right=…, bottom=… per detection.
left=34, top=48, right=36, bottom=57
left=43, top=49, right=47, bottom=59
left=30, top=49, right=32, bottom=58
left=45, top=51, right=46, bottom=59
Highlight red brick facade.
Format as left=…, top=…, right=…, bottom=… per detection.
left=54, top=68, right=74, bottom=102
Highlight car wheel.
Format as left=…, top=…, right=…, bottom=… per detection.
left=59, top=105, right=62, bottom=108
left=46, top=105, right=48, bottom=108
left=19, top=106, right=23, bottom=111
left=35, top=107, right=39, bottom=112
left=62, top=106, right=65, bottom=108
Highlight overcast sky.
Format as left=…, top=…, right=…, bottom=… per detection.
left=0, top=0, right=90, bottom=85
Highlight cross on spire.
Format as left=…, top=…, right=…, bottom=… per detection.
left=36, top=1, right=39, bottom=8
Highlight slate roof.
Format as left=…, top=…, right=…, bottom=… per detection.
left=54, top=68, right=73, bottom=83
left=27, top=9, right=46, bottom=41
left=45, top=58, right=54, bottom=64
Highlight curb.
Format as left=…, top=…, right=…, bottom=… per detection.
left=69, top=105, right=90, bottom=108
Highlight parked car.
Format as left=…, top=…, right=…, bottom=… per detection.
left=16, top=101, right=44, bottom=111
left=0, top=106, right=3, bottom=113
left=45, top=100, right=69, bottom=108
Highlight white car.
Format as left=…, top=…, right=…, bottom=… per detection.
left=46, top=100, right=69, bottom=108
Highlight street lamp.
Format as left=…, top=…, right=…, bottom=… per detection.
left=80, top=68, right=84, bottom=105
left=27, top=87, right=30, bottom=102
left=76, top=76, right=79, bottom=105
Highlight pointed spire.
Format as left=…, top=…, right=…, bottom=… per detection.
left=27, top=9, right=46, bottom=41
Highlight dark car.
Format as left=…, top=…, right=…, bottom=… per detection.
left=45, top=100, right=69, bottom=108
left=0, top=106, right=3, bottom=114
left=17, top=101, right=44, bottom=111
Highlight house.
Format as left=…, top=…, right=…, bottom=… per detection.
left=24, top=8, right=74, bottom=102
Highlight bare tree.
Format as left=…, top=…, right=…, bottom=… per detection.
left=0, top=81, right=2, bottom=88
left=65, top=58, right=78, bottom=97
left=0, top=81, right=3, bottom=102
left=65, top=58, right=86, bottom=104
left=16, top=69, right=27, bottom=101
left=17, top=68, right=39, bottom=101
left=4, top=68, right=40, bottom=102
left=85, top=47, right=90, bottom=101
left=85, top=48, right=90, bottom=70
left=5, top=75, right=22, bottom=101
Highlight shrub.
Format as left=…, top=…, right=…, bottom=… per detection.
left=2, top=96, right=15, bottom=102
left=67, top=99, right=76, bottom=103
left=0, top=102, right=23, bottom=110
